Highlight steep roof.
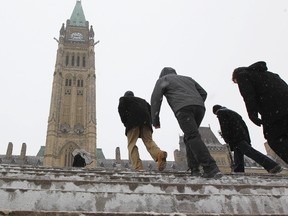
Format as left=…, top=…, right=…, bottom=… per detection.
left=199, top=126, right=222, bottom=145
left=69, top=0, right=86, bottom=27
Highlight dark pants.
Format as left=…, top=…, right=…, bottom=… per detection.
left=264, top=115, right=288, bottom=164
left=176, top=105, right=217, bottom=173
left=233, top=140, right=279, bottom=172
left=268, top=136, right=288, bottom=164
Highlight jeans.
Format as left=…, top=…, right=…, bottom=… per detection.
left=176, top=105, right=217, bottom=173
left=233, top=140, right=279, bottom=172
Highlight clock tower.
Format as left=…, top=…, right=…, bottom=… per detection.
left=44, top=0, right=97, bottom=167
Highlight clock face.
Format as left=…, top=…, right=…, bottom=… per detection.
left=70, top=32, right=84, bottom=41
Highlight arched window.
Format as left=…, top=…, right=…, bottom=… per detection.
left=77, top=79, right=84, bottom=87
left=65, top=78, right=72, bottom=86
left=63, top=144, right=76, bottom=167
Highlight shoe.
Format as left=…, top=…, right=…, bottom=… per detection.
left=157, top=151, right=167, bottom=171
left=232, top=171, right=245, bottom=174
left=202, top=166, right=222, bottom=179
left=191, top=171, right=201, bottom=177
left=188, top=167, right=201, bottom=177
left=268, top=164, right=283, bottom=174
left=135, top=164, right=145, bottom=172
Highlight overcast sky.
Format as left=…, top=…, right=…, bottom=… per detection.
left=1, top=0, right=288, bottom=161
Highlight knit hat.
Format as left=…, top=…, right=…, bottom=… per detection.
left=213, top=105, right=222, bottom=114
left=124, top=91, right=134, bottom=97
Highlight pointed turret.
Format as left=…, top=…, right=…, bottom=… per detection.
left=69, top=0, right=87, bottom=27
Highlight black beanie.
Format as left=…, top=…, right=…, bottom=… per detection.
left=124, top=91, right=134, bottom=97
left=213, top=105, right=222, bottom=114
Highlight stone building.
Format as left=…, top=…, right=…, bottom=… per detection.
left=44, top=0, right=97, bottom=168
left=1, top=126, right=270, bottom=174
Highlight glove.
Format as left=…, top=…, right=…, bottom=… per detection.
left=249, top=116, right=262, bottom=127
left=152, top=117, right=160, bottom=128
left=153, top=122, right=160, bottom=129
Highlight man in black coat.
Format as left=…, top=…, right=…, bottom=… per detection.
left=118, top=91, right=167, bottom=171
left=232, top=61, right=288, bottom=164
left=213, top=105, right=282, bottom=173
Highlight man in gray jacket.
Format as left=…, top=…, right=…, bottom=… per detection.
left=151, top=67, right=221, bottom=178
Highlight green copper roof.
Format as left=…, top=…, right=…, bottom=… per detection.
left=70, top=0, right=86, bottom=27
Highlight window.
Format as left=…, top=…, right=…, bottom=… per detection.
left=82, top=57, right=86, bottom=67
left=77, top=90, right=83, bottom=95
left=65, top=79, right=72, bottom=86
left=77, top=56, right=80, bottom=67
left=65, top=55, right=69, bottom=66
left=77, top=79, right=84, bottom=87
left=64, top=145, right=75, bottom=167
left=65, top=89, right=71, bottom=95
left=72, top=56, right=75, bottom=66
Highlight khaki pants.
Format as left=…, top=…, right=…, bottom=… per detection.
left=127, top=126, right=161, bottom=170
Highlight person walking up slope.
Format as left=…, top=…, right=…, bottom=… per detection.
left=213, top=105, right=282, bottom=174
left=232, top=61, right=288, bottom=164
left=118, top=90, right=167, bottom=171
left=151, top=67, right=221, bottom=178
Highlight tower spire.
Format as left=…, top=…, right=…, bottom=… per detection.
left=70, top=0, right=86, bottom=27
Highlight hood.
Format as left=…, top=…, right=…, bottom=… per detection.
left=212, top=105, right=222, bottom=114
left=124, top=91, right=134, bottom=97
left=213, top=105, right=228, bottom=115
left=159, top=67, right=177, bottom=78
left=232, top=61, right=268, bottom=81
left=232, top=67, right=248, bottom=81
left=248, top=61, right=268, bottom=72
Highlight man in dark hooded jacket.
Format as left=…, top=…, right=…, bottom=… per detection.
left=151, top=67, right=221, bottom=178
left=118, top=90, right=167, bottom=171
left=232, top=61, right=288, bottom=164
left=213, top=105, right=282, bottom=173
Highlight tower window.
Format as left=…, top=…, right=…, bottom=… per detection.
left=77, top=56, right=80, bottom=67
left=65, top=55, right=69, bottom=66
left=82, top=57, right=86, bottom=67
left=65, top=89, right=71, bottom=95
left=65, top=79, right=72, bottom=86
left=77, top=90, right=83, bottom=95
left=72, top=56, right=75, bottom=66
left=77, top=79, right=84, bottom=87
